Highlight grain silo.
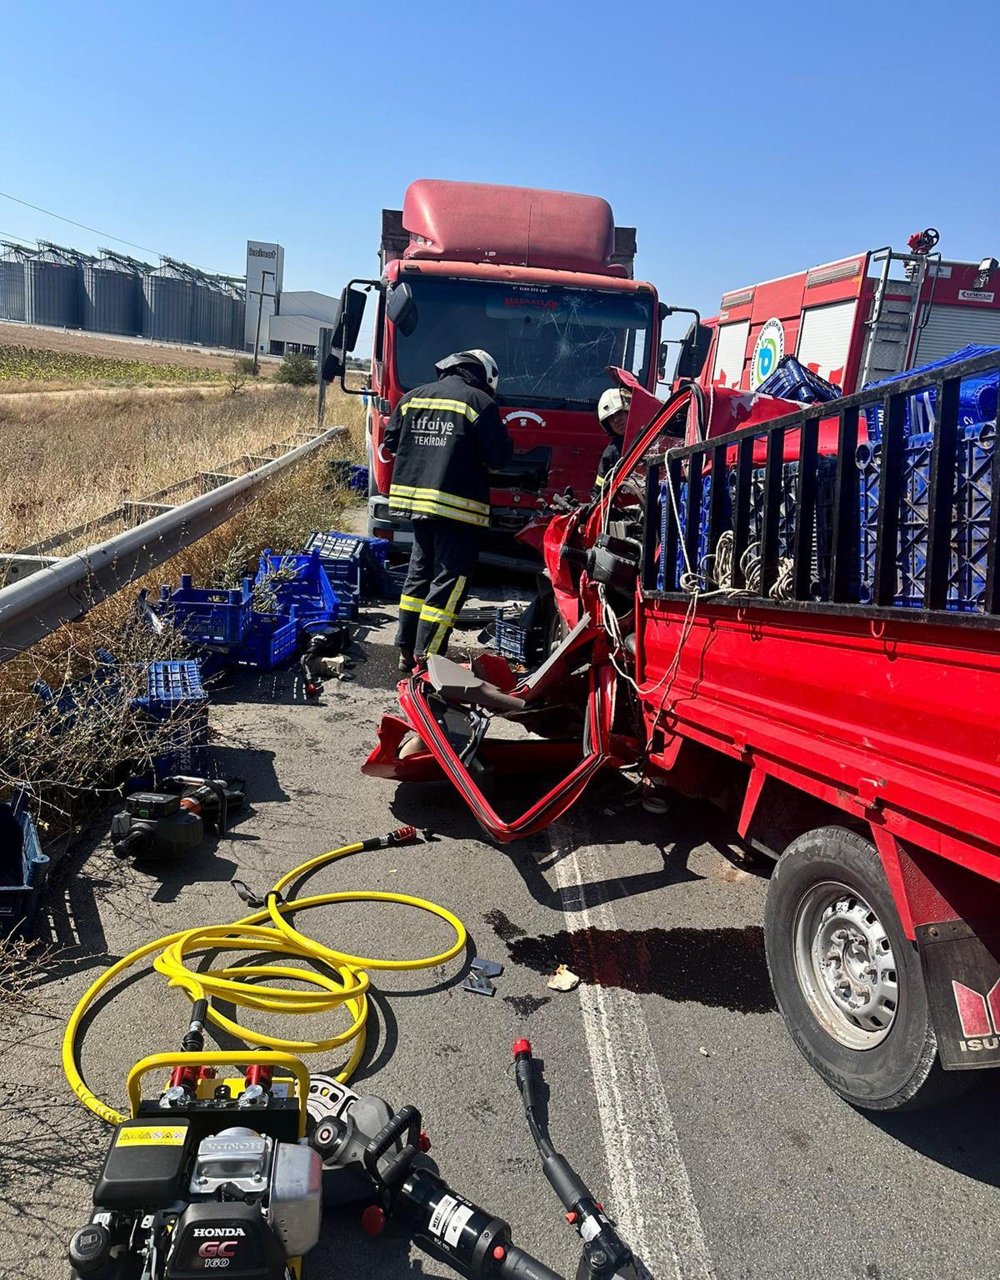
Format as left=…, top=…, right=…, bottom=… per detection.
left=0, top=243, right=32, bottom=321
left=191, top=277, right=216, bottom=346
left=83, top=250, right=147, bottom=336
left=25, top=243, right=88, bottom=328
left=143, top=260, right=195, bottom=343
left=230, top=288, right=246, bottom=350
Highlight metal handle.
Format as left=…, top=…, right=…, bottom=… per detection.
left=364, top=1103, right=422, bottom=1190
left=126, top=1051, right=310, bottom=1136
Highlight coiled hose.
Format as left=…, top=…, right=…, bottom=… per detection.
left=63, top=828, right=466, bottom=1126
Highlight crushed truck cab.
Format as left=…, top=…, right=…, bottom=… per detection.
left=365, top=348, right=1000, bottom=1114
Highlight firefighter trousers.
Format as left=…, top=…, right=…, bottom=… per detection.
left=395, top=517, right=479, bottom=658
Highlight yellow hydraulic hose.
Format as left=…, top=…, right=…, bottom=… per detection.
left=63, top=831, right=466, bottom=1126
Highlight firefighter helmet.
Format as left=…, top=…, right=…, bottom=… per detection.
left=597, top=387, right=627, bottom=424
left=435, top=349, right=500, bottom=395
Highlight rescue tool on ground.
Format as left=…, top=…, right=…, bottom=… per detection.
left=110, top=776, right=245, bottom=861
left=364, top=341, right=1000, bottom=1116
left=69, top=1028, right=635, bottom=1280
left=63, top=826, right=634, bottom=1280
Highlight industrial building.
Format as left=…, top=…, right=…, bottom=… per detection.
left=0, top=236, right=340, bottom=359
left=243, top=241, right=341, bottom=359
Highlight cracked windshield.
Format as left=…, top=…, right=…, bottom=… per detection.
left=394, top=278, right=654, bottom=408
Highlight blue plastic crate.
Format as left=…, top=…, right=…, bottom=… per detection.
left=158, top=575, right=253, bottom=647
left=857, top=422, right=994, bottom=611
left=306, top=530, right=389, bottom=598
left=254, top=549, right=341, bottom=623
left=737, top=458, right=839, bottom=600
left=757, top=355, right=842, bottom=404
left=863, top=344, right=1000, bottom=443
left=0, top=788, right=50, bottom=938
left=671, top=475, right=722, bottom=587
left=33, top=649, right=121, bottom=729
left=233, top=607, right=301, bottom=669
left=135, top=660, right=208, bottom=717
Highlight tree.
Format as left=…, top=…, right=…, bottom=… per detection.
left=275, top=351, right=317, bottom=387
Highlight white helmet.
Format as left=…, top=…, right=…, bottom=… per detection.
left=597, top=386, right=627, bottom=424
left=435, top=349, right=500, bottom=395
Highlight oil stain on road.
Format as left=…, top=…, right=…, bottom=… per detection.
left=487, top=914, right=777, bottom=1015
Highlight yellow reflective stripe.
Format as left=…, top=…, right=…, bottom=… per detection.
left=399, top=594, right=424, bottom=614
left=400, top=397, right=480, bottom=422
left=444, top=575, right=467, bottom=617
left=389, top=495, right=489, bottom=528
left=426, top=621, right=450, bottom=655
left=389, top=484, right=489, bottom=517
left=425, top=574, right=467, bottom=656
left=419, top=605, right=457, bottom=624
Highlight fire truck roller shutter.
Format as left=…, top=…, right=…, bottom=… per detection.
left=712, top=320, right=750, bottom=388
left=795, top=301, right=858, bottom=388
left=913, top=306, right=1000, bottom=365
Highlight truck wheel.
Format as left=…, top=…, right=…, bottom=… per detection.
left=764, top=826, right=970, bottom=1111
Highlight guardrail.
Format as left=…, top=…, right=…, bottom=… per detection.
left=0, top=425, right=346, bottom=662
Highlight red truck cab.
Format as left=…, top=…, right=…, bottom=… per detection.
left=324, top=180, right=661, bottom=563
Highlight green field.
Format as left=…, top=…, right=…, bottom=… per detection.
left=0, top=343, right=226, bottom=385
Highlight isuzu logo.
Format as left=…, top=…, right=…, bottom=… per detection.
left=953, top=979, right=1000, bottom=1050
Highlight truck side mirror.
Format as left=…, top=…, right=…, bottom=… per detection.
left=387, top=282, right=417, bottom=337
left=675, top=321, right=713, bottom=380
left=321, top=350, right=343, bottom=382
left=657, top=340, right=672, bottom=381
left=339, top=286, right=368, bottom=353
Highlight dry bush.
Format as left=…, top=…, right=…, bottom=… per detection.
left=0, top=385, right=366, bottom=838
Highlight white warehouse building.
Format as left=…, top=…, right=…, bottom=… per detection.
left=244, top=240, right=340, bottom=359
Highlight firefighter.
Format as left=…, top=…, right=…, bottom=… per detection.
left=593, top=386, right=630, bottom=497
left=386, top=349, right=513, bottom=672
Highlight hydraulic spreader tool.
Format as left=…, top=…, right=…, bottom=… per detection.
left=63, top=829, right=637, bottom=1280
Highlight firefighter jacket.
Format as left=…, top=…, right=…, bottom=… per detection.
left=593, top=436, right=622, bottom=495
left=385, top=371, right=513, bottom=528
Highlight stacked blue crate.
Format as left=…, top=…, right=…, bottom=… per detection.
left=756, top=355, right=842, bottom=404
left=857, top=422, right=995, bottom=611
left=134, top=659, right=210, bottom=778
left=863, top=344, right=1000, bottom=443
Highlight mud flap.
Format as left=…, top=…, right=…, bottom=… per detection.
left=917, top=920, right=1000, bottom=1070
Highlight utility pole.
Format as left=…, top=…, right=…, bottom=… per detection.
left=250, top=269, right=275, bottom=376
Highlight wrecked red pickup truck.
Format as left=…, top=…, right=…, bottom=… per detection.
left=365, top=348, right=1000, bottom=1115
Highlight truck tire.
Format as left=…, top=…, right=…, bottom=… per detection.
left=764, top=826, right=970, bottom=1111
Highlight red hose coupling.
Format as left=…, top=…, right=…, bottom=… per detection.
left=169, top=1064, right=200, bottom=1092
left=512, top=1038, right=532, bottom=1059
left=245, top=1064, right=273, bottom=1089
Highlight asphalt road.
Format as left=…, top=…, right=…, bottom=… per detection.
left=4, top=579, right=1000, bottom=1280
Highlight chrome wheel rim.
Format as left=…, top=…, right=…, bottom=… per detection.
left=793, top=881, right=898, bottom=1049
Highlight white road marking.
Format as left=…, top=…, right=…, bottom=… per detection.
left=548, top=827, right=716, bottom=1280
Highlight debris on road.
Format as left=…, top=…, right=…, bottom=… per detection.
left=547, top=964, right=580, bottom=992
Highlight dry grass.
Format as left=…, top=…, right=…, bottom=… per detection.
left=0, top=383, right=366, bottom=836
left=0, top=384, right=364, bottom=550
left=0, top=321, right=274, bottom=378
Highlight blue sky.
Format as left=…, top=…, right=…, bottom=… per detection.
left=1, top=0, right=997, bottom=336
